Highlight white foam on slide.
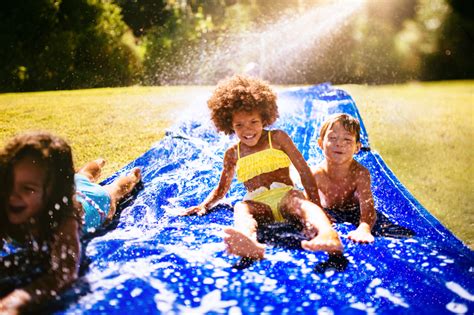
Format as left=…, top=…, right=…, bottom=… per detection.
left=374, top=287, right=409, bottom=308
left=446, top=281, right=474, bottom=301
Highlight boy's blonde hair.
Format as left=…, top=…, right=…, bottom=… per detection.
left=319, top=113, right=361, bottom=143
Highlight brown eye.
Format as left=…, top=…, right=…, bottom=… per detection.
left=23, top=186, right=36, bottom=194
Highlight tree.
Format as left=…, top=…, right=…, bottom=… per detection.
left=0, top=0, right=142, bottom=92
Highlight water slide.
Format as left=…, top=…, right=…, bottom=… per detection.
left=3, top=84, right=473, bottom=314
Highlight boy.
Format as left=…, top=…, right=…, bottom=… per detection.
left=312, top=113, right=376, bottom=243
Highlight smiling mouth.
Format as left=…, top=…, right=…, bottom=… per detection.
left=243, top=135, right=255, bottom=140
left=8, top=205, right=26, bottom=214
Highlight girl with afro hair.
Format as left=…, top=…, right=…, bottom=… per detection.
left=182, top=75, right=342, bottom=260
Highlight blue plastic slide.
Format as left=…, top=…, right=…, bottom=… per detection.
left=3, top=84, right=473, bottom=314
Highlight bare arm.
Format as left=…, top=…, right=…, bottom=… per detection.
left=181, top=147, right=237, bottom=216
left=275, top=130, right=321, bottom=206
left=0, top=218, right=81, bottom=313
left=348, top=166, right=376, bottom=243
left=356, top=167, right=376, bottom=228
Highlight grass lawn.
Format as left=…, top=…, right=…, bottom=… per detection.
left=0, top=86, right=212, bottom=177
left=1, top=81, right=472, bottom=248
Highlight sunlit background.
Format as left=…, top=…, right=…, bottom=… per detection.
left=0, top=0, right=472, bottom=91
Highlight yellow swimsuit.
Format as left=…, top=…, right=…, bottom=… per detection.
left=236, top=131, right=293, bottom=222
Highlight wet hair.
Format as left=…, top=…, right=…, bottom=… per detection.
left=319, top=113, right=361, bottom=143
left=0, top=131, right=82, bottom=244
left=207, top=75, right=278, bottom=135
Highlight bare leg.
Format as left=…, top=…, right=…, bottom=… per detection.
left=104, top=167, right=141, bottom=221
left=77, top=158, right=106, bottom=183
left=223, top=201, right=270, bottom=260
left=280, top=190, right=343, bottom=254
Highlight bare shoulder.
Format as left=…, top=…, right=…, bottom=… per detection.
left=271, top=129, right=290, bottom=142
left=353, top=161, right=371, bottom=183
left=270, top=129, right=293, bottom=150
left=311, top=163, right=325, bottom=178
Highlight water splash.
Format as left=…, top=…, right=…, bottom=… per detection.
left=152, top=0, right=367, bottom=84
left=247, top=0, right=366, bottom=78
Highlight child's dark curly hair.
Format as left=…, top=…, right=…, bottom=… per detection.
left=207, top=75, right=279, bottom=135
left=0, top=131, right=82, bottom=244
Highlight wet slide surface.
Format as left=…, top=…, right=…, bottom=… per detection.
left=2, top=84, right=473, bottom=314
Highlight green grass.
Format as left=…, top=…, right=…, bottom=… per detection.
left=1, top=81, right=472, bottom=248
left=0, top=86, right=212, bottom=177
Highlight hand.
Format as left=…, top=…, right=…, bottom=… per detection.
left=347, top=223, right=374, bottom=243
left=0, top=308, right=19, bottom=315
left=179, top=204, right=207, bottom=216
left=0, top=289, right=31, bottom=315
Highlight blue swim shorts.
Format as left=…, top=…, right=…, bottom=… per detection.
left=75, top=174, right=111, bottom=233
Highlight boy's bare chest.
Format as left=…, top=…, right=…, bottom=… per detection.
left=317, top=175, right=358, bottom=208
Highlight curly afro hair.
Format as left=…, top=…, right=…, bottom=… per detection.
left=207, top=75, right=278, bottom=135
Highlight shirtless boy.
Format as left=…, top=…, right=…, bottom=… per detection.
left=312, top=113, right=376, bottom=243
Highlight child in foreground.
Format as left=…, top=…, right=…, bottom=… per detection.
left=0, top=131, right=141, bottom=313
left=181, top=75, right=342, bottom=260
left=312, top=113, right=376, bottom=243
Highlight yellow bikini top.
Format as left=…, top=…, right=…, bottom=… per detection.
left=236, top=131, right=291, bottom=183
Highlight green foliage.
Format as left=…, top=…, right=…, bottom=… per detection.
left=116, top=0, right=170, bottom=36
left=142, top=1, right=217, bottom=84
left=391, top=0, right=474, bottom=81
left=421, top=0, right=474, bottom=79
left=0, top=0, right=472, bottom=90
left=0, top=0, right=142, bottom=92
left=67, top=1, right=143, bottom=88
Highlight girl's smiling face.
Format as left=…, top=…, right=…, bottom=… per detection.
left=7, top=156, right=48, bottom=225
left=231, top=110, right=265, bottom=147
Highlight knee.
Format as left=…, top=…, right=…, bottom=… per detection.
left=234, top=201, right=251, bottom=215
left=235, top=201, right=266, bottom=219
left=233, top=201, right=251, bottom=222
left=281, top=190, right=306, bottom=208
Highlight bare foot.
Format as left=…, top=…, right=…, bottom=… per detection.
left=95, top=158, right=106, bottom=168
left=91, top=158, right=106, bottom=182
left=129, top=167, right=141, bottom=183
left=223, top=227, right=265, bottom=260
left=79, top=158, right=106, bottom=182
left=301, top=229, right=343, bottom=255
left=121, top=167, right=142, bottom=195
left=94, top=158, right=106, bottom=168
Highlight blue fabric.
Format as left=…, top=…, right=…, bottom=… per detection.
left=75, top=173, right=111, bottom=233
left=3, top=84, right=472, bottom=314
